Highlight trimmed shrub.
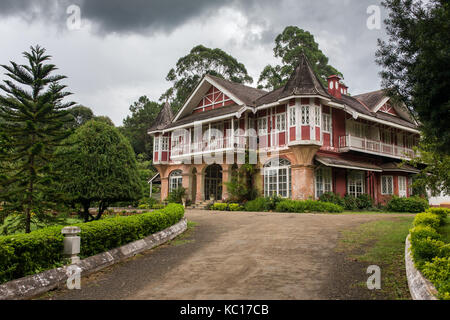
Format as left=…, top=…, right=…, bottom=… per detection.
left=386, top=196, right=429, bottom=213
left=319, top=192, right=344, bottom=207
left=210, top=203, right=228, bottom=211
left=414, top=212, right=441, bottom=229
left=425, top=208, right=450, bottom=226
left=244, top=197, right=270, bottom=212
left=275, top=200, right=343, bottom=213
left=410, top=225, right=441, bottom=242
left=343, top=195, right=358, bottom=211
left=422, top=257, right=450, bottom=300
left=356, top=194, right=374, bottom=210
left=0, top=204, right=184, bottom=284
left=228, top=203, right=243, bottom=211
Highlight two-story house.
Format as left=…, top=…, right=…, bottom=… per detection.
left=148, top=53, right=420, bottom=205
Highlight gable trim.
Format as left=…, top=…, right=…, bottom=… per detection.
left=373, top=96, right=390, bottom=113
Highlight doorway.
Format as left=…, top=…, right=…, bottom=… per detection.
left=204, top=164, right=222, bottom=201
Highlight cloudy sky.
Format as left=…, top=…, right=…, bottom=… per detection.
left=0, top=0, right=388, bottom=125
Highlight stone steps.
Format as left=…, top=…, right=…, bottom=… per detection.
left=186, top=200, right=213, bottom=210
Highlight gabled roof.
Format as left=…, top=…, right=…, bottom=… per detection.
left=148, top=102, right=173, bottom=132
left=316, top=154, right=382, bottom=172
left=206, top=75, right=267, bottom=106
left=255, top=53, right=331, bottom=106
left=353, top=90, right=386, bottom=111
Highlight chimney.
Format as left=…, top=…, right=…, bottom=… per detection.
left=339, top=82, right=348, bottom=95
left=327, top=75, right=341, bottom=99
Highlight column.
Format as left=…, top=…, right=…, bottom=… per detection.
left=291, top=165, right=315, bottom=200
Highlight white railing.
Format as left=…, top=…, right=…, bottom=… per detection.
left=339, top=134, right=415, bottom=159
left=171, top=135, right=248, bottom=158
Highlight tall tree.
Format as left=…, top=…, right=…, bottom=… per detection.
left=55, top=120, right=142, bottom=222
left=121, top=96, right=162, bottom=159
left=0, top=45, right=75, bottom=233
left=376, top=0, right=450, bottom=155
left=258, top=26, right=343, bottom=90
left=161, top=45, right=253, bottom=111
left=67, top=105, right=94, bottom=129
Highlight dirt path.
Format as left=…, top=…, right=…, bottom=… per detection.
left=43, top=210, right=410, bottom=300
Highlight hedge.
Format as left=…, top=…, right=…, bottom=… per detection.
left=410, top=209, right=450, bottom=299
left=386, top=196, right=429, bottom=213
left=275, top=200, right=343, bottom=213
left=210, top=203, right=244, bottom=211
left=0, top=204, right=184, bottom=284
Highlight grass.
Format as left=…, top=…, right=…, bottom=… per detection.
left=0, top=214, right=84, bottom=235
left=337, top=216, right=414, bottom=299
left=340, top=211, right=413, bottom=215
left=168, top=220, right=197, bottom=246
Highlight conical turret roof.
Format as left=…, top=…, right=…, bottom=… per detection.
left=148, top=101, right=174, bottom=132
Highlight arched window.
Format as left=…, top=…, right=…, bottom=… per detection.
left=169, top=170, right=183, bottom=193
left=264, top=158, right=291, bottom=198
left=315, top=167, right=332, bottom=199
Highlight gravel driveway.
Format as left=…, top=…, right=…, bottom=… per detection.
left=45, top=210, right=408, bottom=300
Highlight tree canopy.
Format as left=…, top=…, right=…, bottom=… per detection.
left=121, top=95, right=162, bottom=159
left=258, top=26, right=343, bottom=90
left=161, top=45, right=253, bottom=111
left=0, top=45, right=75, bottom=233
left=55, top=120, right=142, bottom=221
left=376, top=0, right=450, bottom=155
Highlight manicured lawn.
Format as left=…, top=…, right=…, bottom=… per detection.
left=336, top=216, right=414, bottom=299
left=0, top=215, right=83, bottom=235
left=341, top=211, right=412, bottom=215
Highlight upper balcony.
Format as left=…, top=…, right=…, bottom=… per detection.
left=339, top=134, right=416, bottom=160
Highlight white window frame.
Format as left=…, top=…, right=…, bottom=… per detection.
left=301, top=105, right=310, bottom=125
left=276, top=113, right=286, bottom=132
left=315, top=106, right=321, bottom=126
left=161, top=136, right=169, bottom=151
left=264, top=158, right=291, bottom=198
left=289, top=106, right=296, bottom=127
left=315, top=167, right=332, bottom=199
left=257, top=117, right=268, bottom=135
left=153, top=136, right=160, bottom=153
left=348, top=171, right=365, bottom=197
left=169, top=170, right=183, bottom=193
left=322, top=113, right=331, bottom=133
left=381, top=175, right=394, bottom=195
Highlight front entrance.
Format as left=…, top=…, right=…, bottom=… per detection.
left=204, top=164, right=222, bottom=201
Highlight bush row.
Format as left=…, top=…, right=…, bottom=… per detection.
left=410, top=207, right=450, bottom=299
left=0, top=204, right=184, bottom=284
left=386, top=196, right=429, bottom=213
left=242, top=197, right=343, bottom=213
left=319, top=192, right=374, bottom=210
left=210, top=203, right=244, bottom=211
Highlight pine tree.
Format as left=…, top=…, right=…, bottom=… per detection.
left=0, top=45, right=75, bottom=234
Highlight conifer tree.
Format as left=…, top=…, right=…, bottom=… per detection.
left=0, top=45, right=75, bottom=233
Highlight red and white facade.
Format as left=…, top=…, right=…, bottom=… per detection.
left=148, top=54, right=420, bottom=204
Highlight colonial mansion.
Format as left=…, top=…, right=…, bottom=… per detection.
left=148, top=53, right=420, bottom=205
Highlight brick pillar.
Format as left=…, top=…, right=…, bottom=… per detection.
left=222, top=168, right=229, bottom=201
left=254, top=167, right=264, bottom=196
left=291, top=165, right=315, bottom=200
left=161, top=177, right=169, bottom=202
left=195, top=171, right=203, bottom=202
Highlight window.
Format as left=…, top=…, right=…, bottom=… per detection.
left=315, top=167, right=332, bottom=198
left=353, top=121, right=366, bottom=138
left=322, top=114, right=331, bottom=133
left=381, top=175, right=394, bottom=195
left=289, top=107, right=296, bottom=126
left=264, top=158, right=291, bottom=198
left=315, top=106, right=321, bottom=126
left=153, top=136, right=160, bottom=152
left=161, top=136, right=169, bottom=151
left=169, top=170, right=183, bottom=193
left=348, top=171, right=365, bottom=197
left=381, top=128, right=392, bottom=144
left=301, top=106, right=310, bottom=125
left=276, top=113, right=286, bottom=132
left=258, top=117, right=267, bottom=135
left=408, top=176, right=413, bottom=196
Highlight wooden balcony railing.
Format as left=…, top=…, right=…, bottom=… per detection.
left=339, top=134, right=416, bottom=159
left=171, top=135, right=248, bottom=158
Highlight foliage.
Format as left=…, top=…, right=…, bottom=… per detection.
left=135, top=153, right=157, bottom=198
left=320, top=192, right=374, bottom=210
left=120, top=96, right=162, bottom=159
left=426, top=208, right=450, bottom=225
left=386, top=196, right=429, bottom=213
left=228, top=203, right=244, bottom=211
left=258, top=26, right=343, bottom=90
left=0, top=203, right=184, bottom=284
left=210, top=203, right=228, bottom=211
left=413, top=211, right=441, bottom=229
left=422, top=257, right=450, bottom=300
left=161, top=45, right=253, bottom=111
left=167, top=187, right=186, bottom=204
left=0, top=45, right=75, bottom=233
left=54, top=120, right=142, bottom=222
left=376, top=0, right=450, bottom=155
left=225, top=155, right=259, bottom=203
left=275, top=200, right=343, bottom=213
left=66, top=105, right=94, bottom=129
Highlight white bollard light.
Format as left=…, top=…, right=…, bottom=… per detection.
left=62, top=226, right=81, bottom=264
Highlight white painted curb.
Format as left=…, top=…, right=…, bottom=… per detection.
left=405, top=234, right=438, bottom=300
left=0, top=218, right=187, bottom=300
